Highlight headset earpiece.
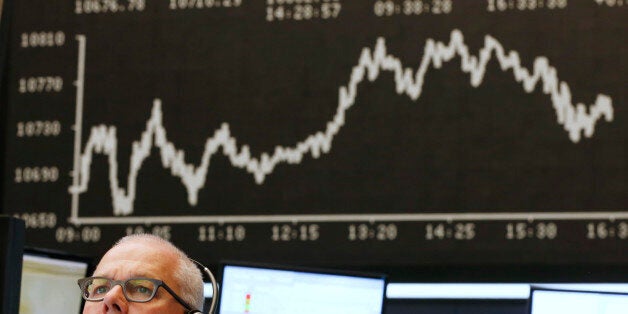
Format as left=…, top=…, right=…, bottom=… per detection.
left=189, top=259, right=219, bottom=314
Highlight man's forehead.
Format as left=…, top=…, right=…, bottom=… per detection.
left=108, top=238, right=176, bottom=258
left=94, top=259, right=158, bottom=277
left=94, top=241, right=178, bottom=279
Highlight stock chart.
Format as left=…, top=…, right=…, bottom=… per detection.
left=1, top=0, right=626, bottom=271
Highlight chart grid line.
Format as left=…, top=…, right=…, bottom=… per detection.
left=70, top=35, right=87, bottom=223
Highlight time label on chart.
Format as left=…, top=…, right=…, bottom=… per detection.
left=266, top=0, right=342, bottom=22
left=373, top=0, right=453, bottom=17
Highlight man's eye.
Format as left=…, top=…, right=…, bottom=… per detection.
left=93, top=285, right=109, bottom=295
left=129, top=284, right=153, bottom=295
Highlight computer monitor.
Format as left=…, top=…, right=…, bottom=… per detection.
left=19, top=248, right=91, bottom=314
left=218, top=262, right=387, bottom=314
left=0, top=216, right=25, bottom=314
left=529, top=288, right=628, bottom=314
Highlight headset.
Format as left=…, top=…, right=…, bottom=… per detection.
left=189, top=259, right=219, bottom=314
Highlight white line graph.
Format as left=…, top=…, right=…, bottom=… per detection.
left=69, top=29, right=615, bottom=217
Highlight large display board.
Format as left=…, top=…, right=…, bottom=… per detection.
left=1, top=0, right=626, bottom=272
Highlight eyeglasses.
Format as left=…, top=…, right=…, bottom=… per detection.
left=77, top=277, right=195, bottom=311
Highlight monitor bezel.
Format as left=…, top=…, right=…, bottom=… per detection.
left=528, top=286, right=628, bottom=314
left=22, top=246, right=94, bottom=313
left=23, top=246, right=93, bottom=267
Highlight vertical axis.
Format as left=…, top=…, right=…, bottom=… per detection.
left=70, top=35, right=86, bottom=225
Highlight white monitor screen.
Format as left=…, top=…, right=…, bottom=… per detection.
left=530, top=289, right=628, bottom=314
left=218, top=264, right=386, bottom=314
left=19, top=252, right=90, bottom=314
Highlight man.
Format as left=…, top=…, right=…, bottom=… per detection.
left=79, top=234, right=204, bottom=313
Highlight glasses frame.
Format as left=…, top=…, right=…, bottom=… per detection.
left=77, top=276, right=195, bottom=311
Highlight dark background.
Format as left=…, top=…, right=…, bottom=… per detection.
left=1, top=0, right=626, bottom=299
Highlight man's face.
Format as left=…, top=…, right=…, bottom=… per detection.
left=82, top=240, right=186, bottom=314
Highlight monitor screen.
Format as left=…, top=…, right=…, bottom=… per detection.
left=19, top=249, right=91, bottom=314
left=529, top=288, right=628, bottom=314
left=218, top=263, right=386, bottom=314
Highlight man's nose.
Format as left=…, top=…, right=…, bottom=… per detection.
left=102, top=284, right=128, bottom=313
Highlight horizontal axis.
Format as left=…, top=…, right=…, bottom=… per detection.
left=68, top=211, right=628, bottom=225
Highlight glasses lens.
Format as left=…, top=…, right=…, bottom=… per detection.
left=83, top=278, right=112, bottom=300
left=124, top=279, right=157, bottom=302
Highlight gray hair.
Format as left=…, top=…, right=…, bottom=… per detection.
left=113, top=234, right=205, bottom=310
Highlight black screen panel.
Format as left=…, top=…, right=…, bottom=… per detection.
left=0, top=1, right=626, bottom=272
